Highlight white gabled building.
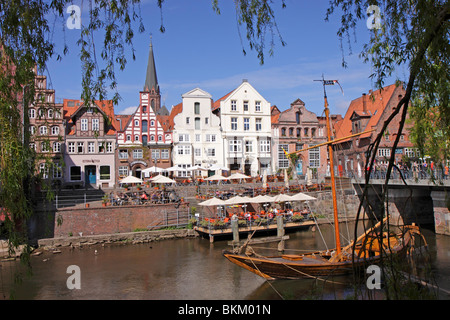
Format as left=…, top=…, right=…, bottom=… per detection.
left=212, top=80, right=273, bottom=176
left=169, top=88, right=224, bottom=177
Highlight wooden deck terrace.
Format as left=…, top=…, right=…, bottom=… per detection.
left=194, top=220, right=316, bottom=242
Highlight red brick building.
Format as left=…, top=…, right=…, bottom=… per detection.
left=333, top=83, right=417, bottom=178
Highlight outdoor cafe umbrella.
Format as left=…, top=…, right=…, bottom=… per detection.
left=119, top=175, right=143, bottom=185
left=198, top=197, right=226, bottom=206
left=273, top=193, right=293, bottom=202
left=142, top=166, right=167, bottom=177
left=289, top=192, right=317, bottom=201
left=228, top=172, right=250, bottom=180
left=150, top=174, right=176, bottom=184
left=262, top=171, right=268, bottom=189
left=204, top=174, right=228, bottom=181
left=224, top=195, right=251, bottom=205
left=250, top=194, right=274, bottom=203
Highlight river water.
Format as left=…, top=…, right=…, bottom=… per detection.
left=1, top=222, right=450, bottom=300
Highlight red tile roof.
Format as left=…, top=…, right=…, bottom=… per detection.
left=333, top=83, right=404, bottom=142
left=168, top=102, right=183, bottom=131
left=63, top=99, right=117, bottom=135
left=212, top=91, right=233, bottom=111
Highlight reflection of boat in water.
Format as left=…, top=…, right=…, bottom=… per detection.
left=223, top=77, right=427, bottom=280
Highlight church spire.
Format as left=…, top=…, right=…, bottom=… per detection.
left=144, top=34, right=159, bottom=93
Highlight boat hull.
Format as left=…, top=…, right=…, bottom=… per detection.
left=223, top=251, right=380, bottom=280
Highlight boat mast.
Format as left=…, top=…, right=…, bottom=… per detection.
left=315, top=76, right=341, bottom=255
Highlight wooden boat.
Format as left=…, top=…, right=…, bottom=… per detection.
left=223, top=77, right=426, bottom=280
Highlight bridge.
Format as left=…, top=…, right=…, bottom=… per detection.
left=351, top=178, right=450, bottom=236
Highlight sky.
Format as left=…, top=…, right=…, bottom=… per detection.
left=45, top=0, right=405, bottom=118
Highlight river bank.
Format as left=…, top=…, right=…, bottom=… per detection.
left=36, top=228, right=198, bottom=253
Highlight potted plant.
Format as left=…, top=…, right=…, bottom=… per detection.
left=102, top=194, right=110, bottom=207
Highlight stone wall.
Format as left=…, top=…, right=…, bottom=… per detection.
left=54, top=203, right=190, bottom=237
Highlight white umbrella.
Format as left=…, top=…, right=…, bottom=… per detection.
left=166, top=165, right=183, bottom=172
left=150, top=175, right=176, bottom=184
left=119, top=175, right=143, bottom=184
left=208, top=164, right=228, bottom=171
left=289, top=192, right=317, bottom=201
left=228, top=172, right=251, bottom=180
left=204, top=174, right=228, bottom=181
left=224, top=196, right=253, bottom=205
left=306, top=167, right=313, bottom=186
left=187, top=165, right=208, bottom=171
left=273, top=193, right=293, bottom=202
left=250, top=195, right=274, bottom=203
left=142, top=166, right=167, bottom=177
left=198, top=197, right=226, bottom=206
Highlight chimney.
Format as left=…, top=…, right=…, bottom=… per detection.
left=362, top=93, right=367, bottom=113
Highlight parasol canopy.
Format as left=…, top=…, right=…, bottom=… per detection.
left=119, top=175, right=143, bottom=184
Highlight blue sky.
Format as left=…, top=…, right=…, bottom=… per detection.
left=45, top=0, right=405, bottom=117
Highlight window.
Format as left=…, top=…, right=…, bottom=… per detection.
left=231, top=117, right=237, bottom=130
left=68, top=142, right=75, bottom=153
left=29, top=108, right=35, bottom=119
left=186, top=117, right=190, bottom=124
left=311, top=128, right=316, bottom=137
left=231, top=100, right=237, bottom=111
left=195, top=117, right=200, bottom=130
left=88, top=142, right=95, bottom=153
left=119, top=149, right=128, bottom=159
left=39, top=163, right=49, bottom=179
left=53, top=163, right=62, bottom=179
left=205, top=117, right=209, bottom=125
left=51, top=126, right=59, bottom=135
left=289, top=128, right=294, bottom=136
left=29, top=125, right=36, bottom=136
left=70, top=166, right=82, bottom=181
left=194, top=148, right=201, bottom=157
left=77, top=142, right=84, bottom=153
left=179, top=134, right=189, bottom=142
left=243, top=101, right=249, bottom=111
left=229, top=140, right=242, bottom=153
left=47, top=109, right=53, bottom=118
left=126, top=135, right=131, bottom=141
left=245, top=140, right=253, bottom=153
left=378, top=148, right=391, bottom=158
left=134, top=120, right=139, bottom=127
left=304, top=128, right=309, bottom=136
left=150, top=135, right=155, bottom=141
left=296, top=128, right=301, bottom=137
left=29, top=143, right=35, bottom=151
left=244, top=118, right=250, bottom=131
left=260, top=140, right=270, bottom=153
left=161, top=149, right=169, bottom=159
left=90, top=118, right=99, bottom=131
left=134, top=135, right=139, bottom=142
left=133, top=149, right=143, bottom=159
left=38, top=108, right=45, bottom=118
left=142, top=120, right=148, bottom=133
left=206, top=134, right=216, bottom=142
left=99, top=166, right=110, bottom=180
left=278, top=144, right=289, bottom=168
left=150, top=120, right=155, bottom=127
left=309, top=146, right=320, bottom=168
left=53, top=142, right=61, bottom=153
left=281, top=128, right=286, bottom=136
left=142, top=135, right=148, bottom=146
left=118, top=166, right=128, bottom=177
left=142, top=105, right=147, bottom=113
left=296, top=112, right=300, bottom=124
left=255, top=101, right=261, bottom=112
left=39, top=126, right=47, bottom=135
left=207, top=148, right=216, bottom=157
left=256, top=118, right=262, bottom=131
left=177, top=145, right=191, bottom=155
left=151, top=149, right=160, bottom=160
left=41, top=141, right=49, bottom=153
left=195, top=134, right=201, bottom=142
left=194, top=102, right=200, bottom=114
left=81, top=119, right=87, bottom=131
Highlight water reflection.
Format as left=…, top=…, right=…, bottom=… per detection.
left=1, top=222, right=449, bottom=300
